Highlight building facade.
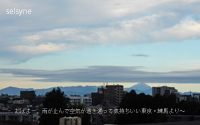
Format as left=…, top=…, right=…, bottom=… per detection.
left=59, top=116, right=81, bottom=125
left=92, top=84, right=127, bottom=106
left=13, top=99, right=30, bottom=105
left=193, top=94, right=200, bottom=102
left=0, top=112, right=33, bottom=125
left=91, top=93, right=103, bottom=106
left=103, top=85, right=126, bottom=106
left=152, top=86, right=178, bottom=97
left=67, top=95, right=92, bottom=107
left=20, top=91, right=36, bottom=100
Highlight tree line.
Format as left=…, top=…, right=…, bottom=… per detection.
left=39, top=87, right=92, bottom=125
left=117, top=90, right=200, bottom=124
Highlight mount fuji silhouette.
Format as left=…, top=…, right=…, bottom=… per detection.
left=124, top=83, right=152, bottom=95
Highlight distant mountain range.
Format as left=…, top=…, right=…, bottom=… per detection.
left=0, top=83, right=199, bottom=96
left=179, top=91, right=200, bottom=95
left=0, top=86, right=98, bottom=96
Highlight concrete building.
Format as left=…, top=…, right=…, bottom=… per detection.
left=92, top=84, right=127, bottom=106
left=20, top=91, right=36, bottom=100
left=13, top=99, right=30, bottom=105
left=182, top=95, right=193, bottom=101
left=91, top=87, right=104, bottom=106
left=67, top=95, right=92, bottom=107
left=91, top=92, right=103, bottom=106
left=103, top=85, right=126, bottom=106
left=193, top=94, right=200, bottom=102
left=0, top=112, right=33, bottom=125
left=84, top=94, right=91, bottom=98
left=178, top=95, right=187, bottom=102
left=59, top=116, right=81, bottom=125
left=152, top=86, right=178, bottom=97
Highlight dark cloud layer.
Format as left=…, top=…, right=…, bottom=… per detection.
left=0, top=66, right=200, bottom=83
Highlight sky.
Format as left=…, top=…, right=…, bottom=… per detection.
left=0, top=0, right=200, bottom=92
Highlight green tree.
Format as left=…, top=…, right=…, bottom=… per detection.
left=39, top=87, right=67, bottom=125
left=117, top=90, right=139, bottom=124
left=39, top=87, right=92, bottom=125
left=117, top=90, right=170, bottom=124
left=183, top=101, right=200, bottom=115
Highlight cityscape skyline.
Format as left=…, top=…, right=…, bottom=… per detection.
left=0, top=0, right=200, bottom=92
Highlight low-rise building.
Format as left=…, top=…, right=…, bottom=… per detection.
left=193, top=94, right=200, bottom=102
left=0, top=112, right=36, bottom=125
left=67, top=95, right=92, bottom=107
left=13, top=99, right=30, bottom=105
left=178, top=95, right=187, bottom=102
left=59, top=116, right=81, bottom=125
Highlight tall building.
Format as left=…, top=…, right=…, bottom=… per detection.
left=152, top=86, right=178, bottom=97
left=20, top=91, right=36, bottom=100
left=92, top=84, right=127, bottom=106
left=91, top=92, right=103, bottom=106
left=103, top=85, right=126, bottom=106
left=91, top=87, right=104, bottom=106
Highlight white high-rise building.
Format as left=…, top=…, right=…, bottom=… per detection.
left=152, top=86, right=178, bottom=97
left=67, top=95, right=92, bottom=106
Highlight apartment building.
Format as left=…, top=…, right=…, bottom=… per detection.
left=59, top=116, right=81, bottom=125
left=20, top=91, right=36, bottom=100
left=193, top=94, right=200, bottom=102
left=152, top=86, right=178, bottom=97
left=67, top=95, right=92, bottom=107
left=92, top=84, right=127, bottom=106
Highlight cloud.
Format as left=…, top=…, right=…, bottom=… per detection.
left=0, top=66, right=200, bottom=83
left=1, top=0, right=200, bottom=61
left=132, top=54, right=149, bottom=57
left=153, top=19, right=200, bottom=41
